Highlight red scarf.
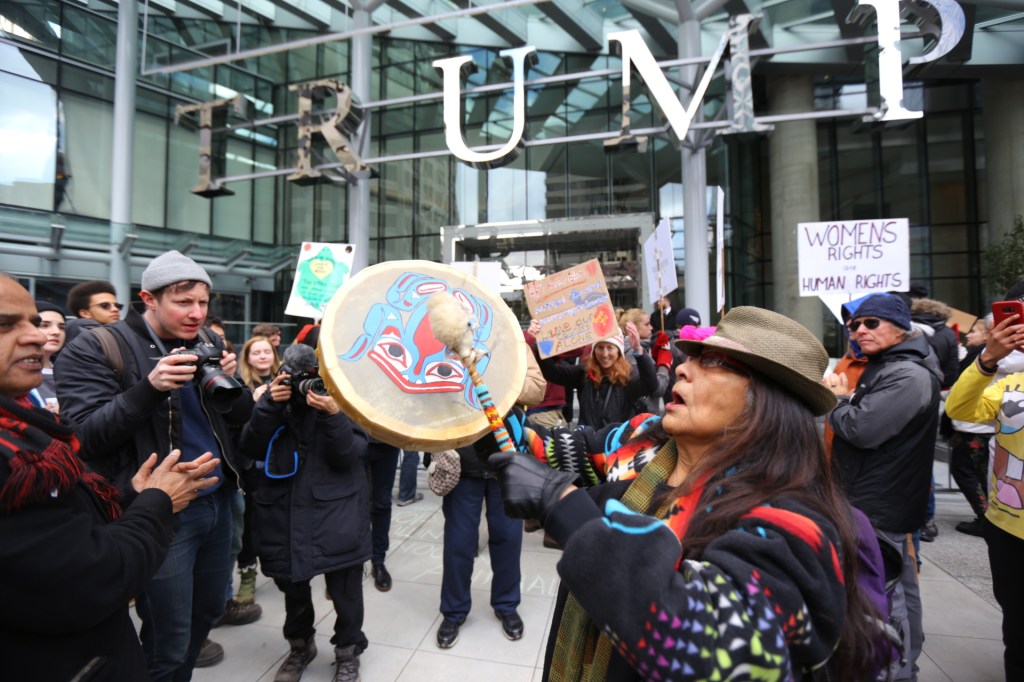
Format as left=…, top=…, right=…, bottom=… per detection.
left=0, top=395, right=122, bottom=520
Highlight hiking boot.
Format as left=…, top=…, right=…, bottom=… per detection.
left=274, top=636, right=317, bottom=682
left=332, top=645, right=360, bottom=682
left=920, top=519, right=938, bottom=542
left=237, top=565, right=258, bottom=605
left=217, top=598, right=263, bottom=626
left=396, top=492, right=423, bottom=507
left=956, top=518, right=985, bottom=537
left=371, top=562, right=392, bottom=592
left=196, top=639, right=224, bottom=668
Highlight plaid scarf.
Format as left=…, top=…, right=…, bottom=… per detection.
left=0, top=394, right=122, bottom=520
left=550, top=438, right=708, bottom=681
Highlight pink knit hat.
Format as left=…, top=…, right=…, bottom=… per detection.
left=592, top=332, right=625, bottom=356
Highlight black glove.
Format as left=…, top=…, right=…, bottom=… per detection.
left=488, top=452, right=578, bottom=522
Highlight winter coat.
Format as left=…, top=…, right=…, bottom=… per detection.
left=55, top=303, right=253, bottom=498
left=910, top=298, right=960, bottom=388
left=538, top=350, right=658, bottom=429
left=0, top=403, right=176, bottom=682
left=830, top=334, right=943, bottom=533
left=541, top=481, right=847, bottom=681
left=238, top=394, right=370, bottom=582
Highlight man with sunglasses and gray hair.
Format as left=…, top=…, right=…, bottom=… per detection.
left=823, top=292, right=942, bottom=682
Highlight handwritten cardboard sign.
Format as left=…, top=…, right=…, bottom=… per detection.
left=524, top=259, right=617, bottom=359
left=642, top=218, right=677, bottom=304
left=284, top=242, right=355, bottom=320
left=798, top=218, right=909, bottom=297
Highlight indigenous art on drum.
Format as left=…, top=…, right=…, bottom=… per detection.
left=340, top=272, right=494, bottom=408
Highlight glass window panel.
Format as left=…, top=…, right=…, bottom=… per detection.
left=415, top=58, right=443, bottom=96
left=416, top=234, right=441, bottom=261
left=212, top=138, right=254, bottom=239
left=384, top=61, right=415, bottom=100
left=383, top=237, right=413, bottom=261
left=169, top=64, right=213, bottom=102
left=527, top=85, right=567, bottom=140
left=610, top=148, right=652, bottom=214
left=380, top=160, right=413, bottom=237
left=60, top=7, right=116, bottom=68
left=60, top=64, right=114, bottom=100
left=322, top=41, right=348, bottom=79
left=166, top=123, right=211, bottom=233
left=817, top=122, right=836, bottom=219
left=567, top=140, right=609, bottom=216
left=287, top=44, right=317, bottom=82
left=487, top=156, right=530, bottom=223
left=417, top=154, right=450, bottom=232
left=835, top=126, right=878, bottom=219
left=253, top=147, right=276, bottom=244
left=565, top=77, right=611, bottom=135
left=0, top=72, right=56, bottom=210
left=454, top=163, right=480, bottom=225
left=880, top=123, right=922, bottom=223
left=928, top=114, right=967, bottom=223
left=415, top=102, right=444, bottom=136
left=284, top=182, right=314, bottom=244
left=131, top=111, right=167, bottom=227
left=929, top=223, right=969, bottom=253
left=314, top=183, right=346, bottom=242
left=528, top=145, right=565, bottom=220
left=62, top=92, right=113, bottom=219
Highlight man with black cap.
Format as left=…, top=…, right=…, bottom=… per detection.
left=825, top=292, right=942, bottom=682
left=56, top=250, right=254, bottom=681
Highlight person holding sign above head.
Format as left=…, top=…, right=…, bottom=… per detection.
left=529, top=318, right=658, bottom=429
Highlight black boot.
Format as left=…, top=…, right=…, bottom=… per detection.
left=371, top=562, right=392, bottom=592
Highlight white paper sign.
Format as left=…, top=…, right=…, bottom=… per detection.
left=284, top=242, right=356, bottom=320
left=643, top=218, right=677, bottom=305
left=797, top=218, right=909, bottom=297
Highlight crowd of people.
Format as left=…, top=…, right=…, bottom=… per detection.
left=0, top=250, right=1017, bottom=682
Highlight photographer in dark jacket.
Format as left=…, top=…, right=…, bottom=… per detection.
left=55, top=250, right=254, bottom=681
left=239, top=342, right=370, bottom=682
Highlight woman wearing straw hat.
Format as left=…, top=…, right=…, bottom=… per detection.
left=490, top=307, right=878, bottom=681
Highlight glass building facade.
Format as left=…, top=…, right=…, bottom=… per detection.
left=1, top=0, right=1021, bottom=351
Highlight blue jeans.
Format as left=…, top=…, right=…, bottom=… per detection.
left=440, top=476, right=522, bottom=621
left=225, top=488, right=244, bottom=602
left=137, top=486, right=233, bottom=682
left=398, top=450, right=419, bottom=502
left=363, top=442, right=399, bottom=564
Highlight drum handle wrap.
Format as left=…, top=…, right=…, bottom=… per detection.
left=466, top=363, right=516, bottom=453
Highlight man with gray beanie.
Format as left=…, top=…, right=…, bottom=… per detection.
left=56, top=250, right=254, bottom=681
left=823, top=292, right=942, bottom=681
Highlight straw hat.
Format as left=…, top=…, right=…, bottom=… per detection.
left=675, top=306, right=836, bottom=416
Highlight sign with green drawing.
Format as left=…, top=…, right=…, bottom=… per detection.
left=284, top=242, right=355, bottom=320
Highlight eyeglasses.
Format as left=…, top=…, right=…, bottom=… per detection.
left=696, top=350, right=749, bottom=376
left=849, top=318, right=882, bottom=332
left=89, top=302, right=124, bottom=312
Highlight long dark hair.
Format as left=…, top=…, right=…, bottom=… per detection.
left=651, top=378, right=878, bottom=680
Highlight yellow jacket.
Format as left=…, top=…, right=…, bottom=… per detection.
left=945, top=358, right=1024, bottom=539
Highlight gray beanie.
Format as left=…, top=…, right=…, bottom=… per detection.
left=141, top=250, right=212, bottom=292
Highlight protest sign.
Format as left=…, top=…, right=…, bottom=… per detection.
left=284, top=242, right=355, bottom=320
left=798, top=218, right=909, bottom=297
left=715, top=187, right=725, bottom=314
left=524, top=259, right=617, bottom=358
left=642, top=218, right=677, bottom=305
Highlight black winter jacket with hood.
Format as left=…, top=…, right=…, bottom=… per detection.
left=55, top=302, right=254, bottom=498
left=239, top=393, right=370, bottom=582
left=910, top=297, right=960, bottom=388
left=830, top=333, right=942, bottom=532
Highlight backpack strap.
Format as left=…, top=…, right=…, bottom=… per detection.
left=89, top=326, right=126, bottom=381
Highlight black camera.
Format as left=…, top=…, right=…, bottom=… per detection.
left=279, top=364, right=328, bottom=397
left=169, top=343, right=244, bottom=410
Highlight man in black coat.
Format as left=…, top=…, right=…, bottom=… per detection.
left=0, top=274, right=219, bottom=681
left=56, top=251, right=254, bottom=681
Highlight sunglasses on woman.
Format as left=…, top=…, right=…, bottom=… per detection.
left=89, top=301, right=125, bottom=312
left=848, top=317, right=882, bottom=332
left=695, top=350, right=750, bottom=376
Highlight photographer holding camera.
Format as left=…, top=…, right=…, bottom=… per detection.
left=239, top=342, right=370, bottom=682
left=56, top=250, right=254, bottom=681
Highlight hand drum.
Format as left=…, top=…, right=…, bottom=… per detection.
left=319, top=260, right=527, bottom=451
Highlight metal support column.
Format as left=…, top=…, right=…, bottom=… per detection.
left=109, top=0, right=137, bottom=298
left=348, top=4, right=373, bottom=274
left=678, top=10, right=711, bottom=323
